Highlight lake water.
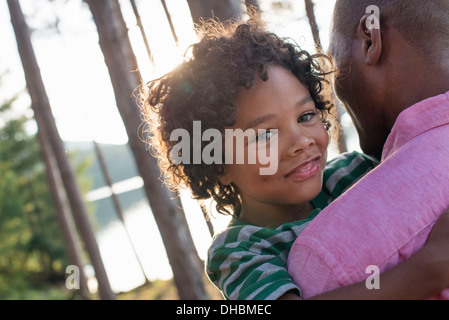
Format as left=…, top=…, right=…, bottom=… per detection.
left=91, top=186, right=231, bottom=293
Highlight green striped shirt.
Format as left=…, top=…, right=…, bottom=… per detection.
left=206, top=151, right=379, bottom=300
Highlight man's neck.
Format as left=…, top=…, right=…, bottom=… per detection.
left=387, top=63, right=449, bottom=130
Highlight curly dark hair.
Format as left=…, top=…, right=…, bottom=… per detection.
left=140, top=18, right=335, bottom=217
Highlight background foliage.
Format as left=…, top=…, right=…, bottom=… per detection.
left=0, top=85, right=91, bottom=299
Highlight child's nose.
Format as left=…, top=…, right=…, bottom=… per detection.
left=286, top=128, right=315, bottom=158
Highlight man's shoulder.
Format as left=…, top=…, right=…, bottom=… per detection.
left=292, top=131, right=449, bottom=283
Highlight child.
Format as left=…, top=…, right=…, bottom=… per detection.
left=141, top=18, right=449, bottom=300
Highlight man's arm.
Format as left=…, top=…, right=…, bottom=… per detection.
left=309, top=244, right=448, bottom=300
left=289, top=143, right=449, bottom=299
left=283, top=210, right=449, bottom=300
left=280, top=248, right=447, bottom=300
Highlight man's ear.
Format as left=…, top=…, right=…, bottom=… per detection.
left=358, top=14, right=382, bottom=65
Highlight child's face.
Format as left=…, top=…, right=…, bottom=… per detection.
left=221, top=65, right=329, bottom=222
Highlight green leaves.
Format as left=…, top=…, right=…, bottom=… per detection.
left=0, top=93, right=79, bottom=299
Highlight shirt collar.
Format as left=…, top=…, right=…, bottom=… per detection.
left=228, top=208, right=321, bottom=229
left=382, top=90, right=449, bottom=161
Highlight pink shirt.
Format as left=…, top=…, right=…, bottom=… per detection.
left=288, top=91, right=449, bottom=299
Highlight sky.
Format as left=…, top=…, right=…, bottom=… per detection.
left=1, top=0, right=192, bottom=144
left=1, top=0, right=338, bottom=145
left=2, top=0, right=357, bottom=293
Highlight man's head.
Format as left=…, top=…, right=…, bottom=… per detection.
left=330, top=0, right=449, bottom=158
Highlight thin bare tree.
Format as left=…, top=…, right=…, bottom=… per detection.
left=304, top=0, right=348, bottom=153
left=93, top=140, right=150, bottom=284
left=304, top=0, right=322, bottom=52
left=129, top=0, right=155, bottom=65
left=7, top=0, right=116, bottom=300
left=160, top=0, right=179, bottom=45
left=85, top=0, right=207, bottom=299
left=39, top=123, right=91, bottom=300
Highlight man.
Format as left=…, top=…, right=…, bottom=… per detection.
left=287, top=0, right=449, bottom=299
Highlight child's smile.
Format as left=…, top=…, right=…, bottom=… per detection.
left=284, top=154, right=321, bottom=181
left=220, top=65, right=329, bottom=227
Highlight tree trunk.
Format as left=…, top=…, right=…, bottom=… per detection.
left=304, top=0, right=322, bottom=52
left=129, top=0, right=155, bottom=64
left=93, top=141, right=150, bottom=284
left=187, top=0, right=243, bottom=25
left=160, top=0, right=179, bottom=45
left=39, top=121, right=91, bottom=300
left=85, top=0, right=207, bottom=300
left=304, top=0, right=348, bottom=153
left=7, top=0, right=116, bottom=300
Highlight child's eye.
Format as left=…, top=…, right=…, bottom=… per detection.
left=254, top=129, right=276, bottom=143
left=298, top=112, right=318, bottom=123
